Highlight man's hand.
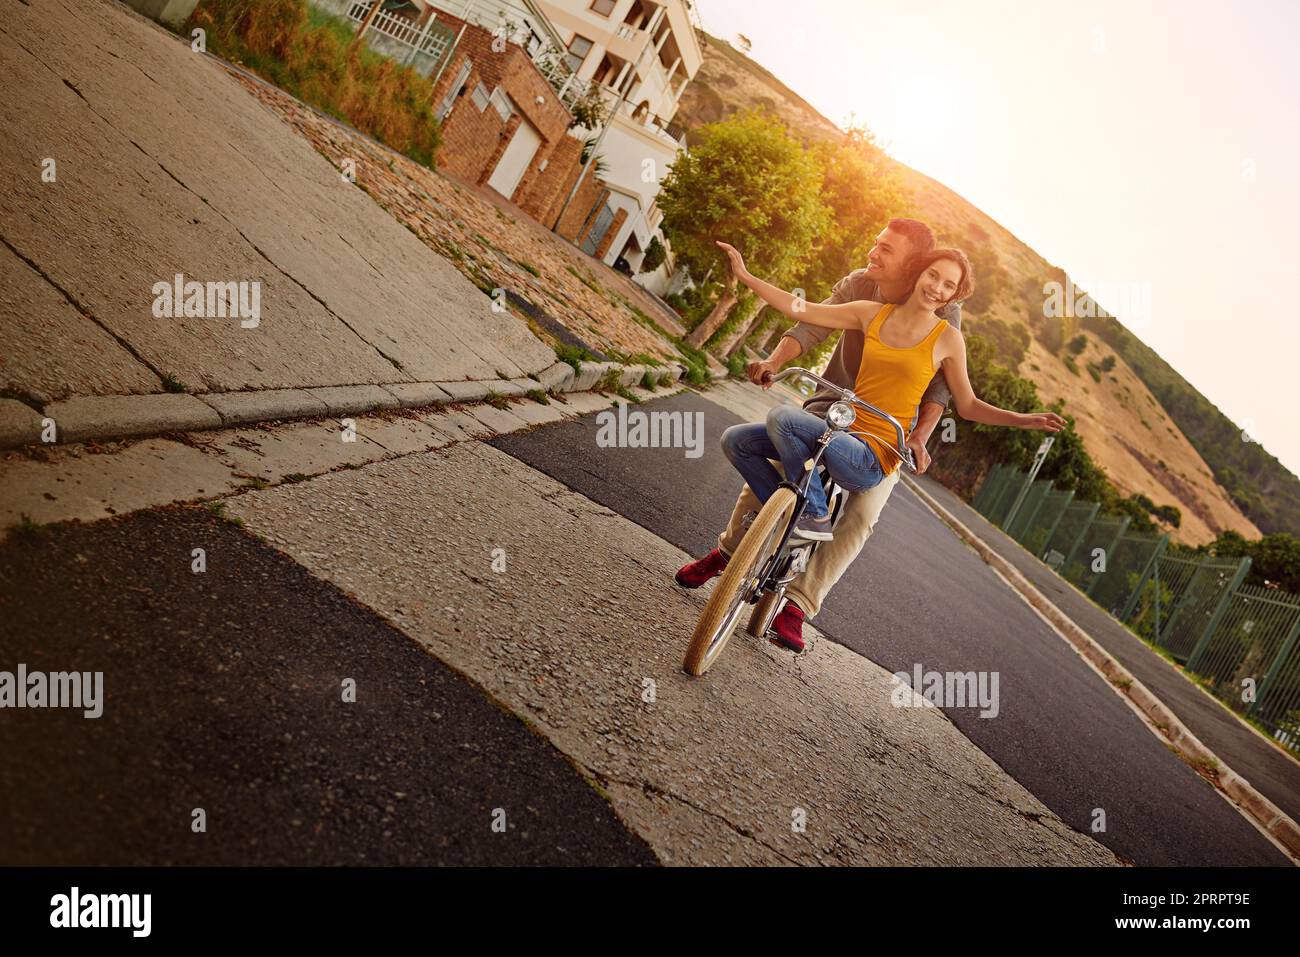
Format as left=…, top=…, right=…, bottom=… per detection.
left=905, top=433, right=932, bottom=474
left=747, top=359, right=777, bottom=388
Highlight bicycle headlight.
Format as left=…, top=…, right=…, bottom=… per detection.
left=828, top=400, right=856, bottom=429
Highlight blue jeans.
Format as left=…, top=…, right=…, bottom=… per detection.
left=721, top=406, right=887, bottom=519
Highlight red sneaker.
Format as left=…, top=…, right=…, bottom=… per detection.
left=770, top=602, right=806, bottom=652
left=674, top=548, right=729, bottom=588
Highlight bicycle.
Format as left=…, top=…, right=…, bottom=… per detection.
left=681, top=367, right=917, bottom=676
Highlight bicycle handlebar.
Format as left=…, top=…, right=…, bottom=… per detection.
left=761, top=367, right=916, bottom=472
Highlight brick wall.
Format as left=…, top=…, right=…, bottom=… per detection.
left=427, top=15, right=575, bottom=208
left=548, top=153, right=608, bottom=246
left=595, top=208, right=629, bottom=260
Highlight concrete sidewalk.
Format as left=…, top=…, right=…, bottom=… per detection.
left=224, top=440, right=1120, bottom=866
left=1, top=0, right=552, bottom=404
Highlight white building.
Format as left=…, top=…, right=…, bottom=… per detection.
left=358, top=0, right=701, bottom=289
left=534, top=0, right=702, bottom=291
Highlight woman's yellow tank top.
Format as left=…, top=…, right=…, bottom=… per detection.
left=850, top=303, right=948, bottom=474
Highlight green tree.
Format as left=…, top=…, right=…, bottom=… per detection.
left=718, top=124, right=903, bottom=356
left=1203, top=530, right=1300, bottom=592
left=658, top=111, right=830, bottom=350
left=640, top=236, right=666, bottom=273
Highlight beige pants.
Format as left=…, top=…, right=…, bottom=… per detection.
left=717, top=466, right=901, bottom=618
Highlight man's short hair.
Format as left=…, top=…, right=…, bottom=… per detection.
left=887, top=218, right=936, bottom=257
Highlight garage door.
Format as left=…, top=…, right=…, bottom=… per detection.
left=487, top=118, right=542, bottom=201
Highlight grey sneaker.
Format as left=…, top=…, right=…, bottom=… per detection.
left=789, top=512, right=833, bottom=542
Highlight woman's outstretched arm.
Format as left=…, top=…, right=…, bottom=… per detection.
left=717, top=242, right=876, bottom=331
left=938, top=328, right=1067, bottom=432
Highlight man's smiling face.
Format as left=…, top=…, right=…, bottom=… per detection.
left=863, top=226, right=916, bottom=283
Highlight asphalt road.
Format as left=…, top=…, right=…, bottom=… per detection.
left=0, top=508, right=655, bottom=866
left=490, top=389, right=1292, bottom=866
left=914, top=472, right=1300, bottom=828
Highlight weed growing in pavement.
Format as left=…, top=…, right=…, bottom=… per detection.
left=161, top=374, right=188, bottom=394
left=525, top=389, right=550, bottom=405
left=594, top=368, right=622, bottom=394
left=556, top=343, right=600, bottom=373
left=13, top=513, right=44, bottom=541
left=485, top=391, right=511, bottom=410
left=202, top=500, right=243, bottom=527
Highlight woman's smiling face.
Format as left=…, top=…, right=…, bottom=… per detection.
left=913, top=258, right=963, bottom=309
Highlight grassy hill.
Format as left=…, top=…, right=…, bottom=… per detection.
left=676, top=32, right=1298, bottom=543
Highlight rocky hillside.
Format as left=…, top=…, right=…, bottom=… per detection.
left=676, top=32, right=1279, bottom=546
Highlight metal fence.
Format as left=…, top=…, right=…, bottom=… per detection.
left=973, top=466, right=1300, bottom=751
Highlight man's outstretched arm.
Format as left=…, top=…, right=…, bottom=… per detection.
left=748, top=270, right=867, bottom=386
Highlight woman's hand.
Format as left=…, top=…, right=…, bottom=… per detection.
left=1022, top=411, right=1067, bottom=432
left=716, top=241, right=749, bottom=282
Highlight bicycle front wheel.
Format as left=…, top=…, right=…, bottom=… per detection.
left=683, top=487, right=797, bottom=676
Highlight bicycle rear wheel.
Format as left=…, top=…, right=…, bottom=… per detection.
left=683, top=487, right=797, bottom=676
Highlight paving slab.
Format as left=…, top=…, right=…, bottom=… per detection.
left=536, top=361, right=576, bottom=393
left=0, top=242, right=161, bottom=402
left=201, top=388, right=328, bottom=426
left=189, top=419, right=389, bottom=483
left=508, top=399, right=567, bottom=427
left=466, top=403, right=530, bottom=435
left=349, top=414, right=451, bottom=457
left=305, top=384, right=401, bottom=416
left=436, top=381, right=492, bottom=403
left=551, top=392, right=615, bottom=417
left=44, top=393, right=223, bottom=443
left=0, top=0, right=554, bottom=399
left=0, top=399, right=45, bottom=447
left=0, top=438, right=239, bottom=531
left=382, top=382, right=452, bottom=409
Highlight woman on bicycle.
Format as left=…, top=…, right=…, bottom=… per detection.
left=714, top=240, right=1065, bottom=541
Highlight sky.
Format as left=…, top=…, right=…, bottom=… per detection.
left=695, top=0, right=1300, bottom=477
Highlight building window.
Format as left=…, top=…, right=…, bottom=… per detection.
left=489, top=88, right=514, bottom=122
left=590, top=0, right=617, bottom=15
left=564, top=34, right=594, bottom=74
left=471, top=82, right=491, bottom=112
left=437, top=58, right=473, bottom=121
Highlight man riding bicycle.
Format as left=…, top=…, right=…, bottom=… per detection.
left=675, top=218, right=956, bottom=652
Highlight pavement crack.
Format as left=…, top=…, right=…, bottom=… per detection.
left=592, top=770, right=804, bottom=865
left=0, top=232, right=167, bottom=389
left=2, top=21, right=408, bottom=382
left=138, top=149, right=407, bottom=378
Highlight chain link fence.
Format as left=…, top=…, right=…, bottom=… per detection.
left=972, top=467, right=1299, bottom=751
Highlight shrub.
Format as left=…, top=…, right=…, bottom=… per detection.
left=189, top=0, right=441, bottom=167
